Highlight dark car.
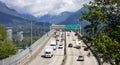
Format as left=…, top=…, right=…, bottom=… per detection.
left=75, top=33, right=77, bottom=36
left=77, top=55, right=84, bottom=61
left=84, top=47, right=88, bottom=51
left=68, top=43, right=73, bottom=47
left=76, top=46, right=81, bottom=49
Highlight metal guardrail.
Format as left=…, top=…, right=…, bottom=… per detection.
left=0, top=30, right=55, bottom=65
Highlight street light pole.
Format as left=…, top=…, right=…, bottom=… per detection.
left=80, top=22, right=82, bottom=35
left=30, top=21, right=32, bottom=52
left=50, top=15, right=52, bottom=31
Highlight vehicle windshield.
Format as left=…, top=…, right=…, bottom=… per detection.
left=45, top=52, right=51, bottom=54
left=79, top=56, right=83, bottom=58
left=50, top=44, right=55, bottom=46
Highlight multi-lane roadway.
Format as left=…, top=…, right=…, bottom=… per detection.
left=28, top=31, right=64, bottom=65
left=28, top=31, right=98, bottom=65
left=65, top=31, right=98, bottom=65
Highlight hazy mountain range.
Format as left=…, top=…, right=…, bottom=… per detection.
left=0, top=1, right=89, bottom=31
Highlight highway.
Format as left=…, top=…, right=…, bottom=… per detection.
left=26, top=31, right=98, bottom=65
left=65, top=31, right=98, bottom=65
left=28, top=31, right=64, bottom=65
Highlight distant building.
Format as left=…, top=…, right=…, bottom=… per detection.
left=7, top=29, right=13, bottom=41
left=17, top=31, right=23, bottom=41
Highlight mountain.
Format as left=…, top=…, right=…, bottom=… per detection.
left=20, top=14, right=38, bottom=21
left=0, top=1, right=37, bottom=21
left=0, top=1, right=20, bottom=17
left=0, top=1, right=49, bottom=31
left=0, top=1, right=29, bottom=27
left=38, top=12, right=73, bottom=24
left=60, top=7, right=88, bottom=24
left=60, top=7, right=90, bottom=32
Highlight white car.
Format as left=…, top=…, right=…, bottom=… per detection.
left=58, top=45, right=63, bottom=49
left=58, top=42, right=63, bottom=49
left=77, top=55, right=84, bottom=61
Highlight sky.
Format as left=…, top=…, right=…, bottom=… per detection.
left=0, top=0, right=91, bottom=17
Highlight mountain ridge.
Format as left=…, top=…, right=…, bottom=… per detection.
left=38, top=11, right=73, bottom=24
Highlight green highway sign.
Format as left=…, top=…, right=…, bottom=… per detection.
left=65, top=24, right=80, bottom=30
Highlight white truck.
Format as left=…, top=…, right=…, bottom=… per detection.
left=44, top=46, right=53, bottom=58
left=75, top=39, right=81, bottom=49
left=50, top=39, right=57, bottom=50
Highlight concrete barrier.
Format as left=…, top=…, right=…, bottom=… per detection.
left=0, top=30, right=55, bottom=65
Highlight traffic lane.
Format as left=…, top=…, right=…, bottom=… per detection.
left=80, top=42, right=98, bottom=65
left=28, top=34, right=64, bottom=65
left=65, top=32, right=83, bottom=65
left=28, top=37, right=54, bottom=65
left=46, top=32, right=64, bottom=65
left=65, top=31, right=98, bottom=65
left=49, top=37, right=64, bottom=65
left=48, top=47, right=64, bottom=65
left=81, top=55, right=98, bottom=65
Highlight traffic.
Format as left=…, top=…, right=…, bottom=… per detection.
left=28, top=30, right=98, bottom=65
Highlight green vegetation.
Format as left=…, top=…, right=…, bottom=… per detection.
left=11, top=22, right=49, bottom=49
left=81, top=0, right=120, bottom=65
left=0, top=24, right=18, bottom=60
left=14, top=36, right=41, bottom=49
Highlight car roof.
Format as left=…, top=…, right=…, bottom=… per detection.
left=79, top=55, right=84, bottom=57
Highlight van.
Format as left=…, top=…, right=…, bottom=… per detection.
left=50, top=39, right=57, bottom=50
left=44, top=46, right=53, bottom=58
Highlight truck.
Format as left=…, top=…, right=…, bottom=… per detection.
left=75, top=40, right=81, bottom=49
left=44, top=46, right=53, bottom=58
left=50, top=39, right=57, bottom=50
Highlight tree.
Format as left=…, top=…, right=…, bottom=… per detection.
left=0, top=23, right=18, bottom=60
left=81, top=0, right=120, bottom=65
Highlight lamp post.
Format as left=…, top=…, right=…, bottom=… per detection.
left=30, top=21, right=32, bottom=52
left=50, top=15, right=52, bottom=31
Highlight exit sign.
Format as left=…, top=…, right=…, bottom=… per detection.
left=65, top=24, right=80, bottom=30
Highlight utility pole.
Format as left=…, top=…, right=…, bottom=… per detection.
left=30, top=21, right=32, bottom=52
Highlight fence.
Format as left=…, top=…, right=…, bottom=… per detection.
left=0, top=30, right=55, bottom=65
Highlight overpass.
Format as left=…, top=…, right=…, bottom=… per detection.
left=0, top=25, right=99, bottom=65
left=50, top=24, right=65, bottom=30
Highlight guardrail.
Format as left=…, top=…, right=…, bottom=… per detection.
left=0, top=30, right=55, bottom=65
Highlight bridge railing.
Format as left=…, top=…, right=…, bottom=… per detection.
left=0, top=30, right=55, bottom=65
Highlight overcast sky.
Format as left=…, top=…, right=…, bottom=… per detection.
left=0, top=0, right=91, bottom=17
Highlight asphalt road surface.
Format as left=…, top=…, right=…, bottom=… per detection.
left=28, top=31, right=64, bottom=65
left=65, top=31, right=98, bottom=65
left=28, top=31, right=98, bottom=65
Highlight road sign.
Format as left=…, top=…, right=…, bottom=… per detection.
left=65, top=24, right=80, bottom=30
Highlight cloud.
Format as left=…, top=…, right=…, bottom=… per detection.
left=0, top=0, right=91, bottom=17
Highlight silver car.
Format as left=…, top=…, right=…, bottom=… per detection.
left=77, top=55, right=84, bottom=61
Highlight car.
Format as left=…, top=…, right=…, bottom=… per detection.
left=72, top=38, right=75, bottom=41
left=68, top=43, right=73, bottom=47
left=82, top=45, right=86, bottom=47
left=76, top=46, right=81, bottom=49
left=77, top=55, right=84, bottom=61
left=58, top=45, right=63, bottom=49
left=84, top=47, right=88, bottom=51
left=75, top=33, right=77, bottom=36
